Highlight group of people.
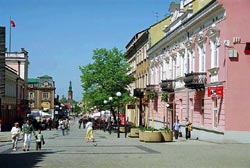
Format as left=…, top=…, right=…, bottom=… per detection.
left=173, top=117, right=193, bottom=140
left=10, top=119, right=45, bottom=151
left=58, top=118, right=71, bottom=136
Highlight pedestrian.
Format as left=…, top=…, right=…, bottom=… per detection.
left=85, top=118, right=94, bottom=142
left=48, top=118, right=52, bottom=130
left=35, top=129, right=45, bottom=151
left=78, top=118, right=83, bottom=129
left=59, top=119, right=65, bottom=136
left=173, top=120, right=181, bottom=140
left=22, top=119, right=36, bottom=151
left=185, top=117, right=192, bottom=140
left=0, top=118, right=2, bottom=132
left=10, top=122, right=21, bottom=151
left=65, top=118, right=70, bottom=135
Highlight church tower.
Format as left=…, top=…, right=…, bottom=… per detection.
left=68, top=81, right=73, bottom=102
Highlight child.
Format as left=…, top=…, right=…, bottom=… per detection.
left=35, top=129, right=45, bottom=150
left=10, top=122, right=21, bottom=151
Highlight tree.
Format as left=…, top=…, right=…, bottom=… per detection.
left=60, top=95, right=67, bottom=104
left=79, top=47, right=135, bottom=109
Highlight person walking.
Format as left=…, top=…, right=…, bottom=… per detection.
left=22, top=119, right=36, bottom=151
left=85, top=118, right=94, bottom=142
left=10, top=122, right=21, bottom=151
left=78, top=118, right=83, bottom=129
left=185, top=117, right=192, bottom=140
left=173, top=120, right=181, bottom=140
left=35, top=129, right=45, bottom=151
left=59, top=119, right=65, bottom=136
left=65, top=118, right=70, bottom=135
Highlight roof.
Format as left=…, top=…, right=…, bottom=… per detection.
left=28, top=78, right=39, bottom=83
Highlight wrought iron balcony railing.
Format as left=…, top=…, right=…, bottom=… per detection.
left=184, top=72, right=207, bottom=90
left=145, top=84, right=157, bottom=91
left=160, top=80, right=175, bottom=92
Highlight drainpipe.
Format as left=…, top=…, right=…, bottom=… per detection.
left=186, top=88, right=189, bottom=118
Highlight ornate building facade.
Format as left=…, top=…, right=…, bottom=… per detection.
left=28, top=75, right=56, bottom=113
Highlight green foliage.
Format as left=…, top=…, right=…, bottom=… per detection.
left=161, top=92, right=169, bottom=102
left=149, top=91, right=157, bottom=100
left=60, top=95, right=67, bottom=104
left=160, top=125, right=171, bottom=133
left=79, top=47, right=135, bottom=109
left=139, top=126, right=158, bottom=132
left=73, top=104, right=82, bottom=114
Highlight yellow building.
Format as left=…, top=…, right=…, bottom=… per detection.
left=28, top=75, right=56, bottom=113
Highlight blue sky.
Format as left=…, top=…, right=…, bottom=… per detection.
left=0, top=0, right=176, bottom=101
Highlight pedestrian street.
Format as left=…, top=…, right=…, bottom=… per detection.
left=0, top=119, right=249, bottom=168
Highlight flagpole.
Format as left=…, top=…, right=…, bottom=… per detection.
left=9, top=16, right=12, bottom=54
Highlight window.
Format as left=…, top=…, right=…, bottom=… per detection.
left=42, top=92, right=50, bottom=100
left=29, top=92, right=34, bottom=100
left=198, top=44, right=206, bottom=72
left=28, top=84, right=33, bottom=88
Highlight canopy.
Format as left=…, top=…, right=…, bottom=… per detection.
left=31, top=111, right=51, bottom=117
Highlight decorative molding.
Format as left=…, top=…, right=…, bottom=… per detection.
left=183, top=40, right=193, bottom=49
left=206, top=26, right=220, bottom=39
left=194, top=34, right=207, bottom=44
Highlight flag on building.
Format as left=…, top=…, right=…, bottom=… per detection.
left=10, top=20, right=16, bottom=27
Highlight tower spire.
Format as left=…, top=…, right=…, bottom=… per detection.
left=68, top=81, right=73, bottom=101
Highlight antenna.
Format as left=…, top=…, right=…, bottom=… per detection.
left=152, top=11, right=159, bottom=22
left=154, top=12, right=159, bottom=22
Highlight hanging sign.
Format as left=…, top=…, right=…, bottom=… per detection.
left=208, top=86, right=223, bottom=97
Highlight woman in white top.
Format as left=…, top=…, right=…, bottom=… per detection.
left=85, top=118, right=94, bottom=142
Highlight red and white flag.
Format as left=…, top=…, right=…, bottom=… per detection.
left=10, top=20, right=16, bottom=27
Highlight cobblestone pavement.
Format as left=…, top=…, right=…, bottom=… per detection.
left=0, top=119, right=249, bottom=168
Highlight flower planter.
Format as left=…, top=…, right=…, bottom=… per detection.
left=129, top=128, right=139, bottom=138
left=143, top=131, right=162, bottom=142
left=119, top=126, right=125, bottom=133
left=139, top=129, right=144, bottom=141
left=161, top=130, right=173, bottom=142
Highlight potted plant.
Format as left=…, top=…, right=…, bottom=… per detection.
left=160, top=126, right=173, bottom=142
left=143, top=127, right=162, bottom=143
left=129, top=125, right=140, bottom=138
left=139, top=126, right=146, bottom=141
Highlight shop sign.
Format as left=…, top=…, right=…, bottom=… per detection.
left=208, top=86, right=223, bottom=97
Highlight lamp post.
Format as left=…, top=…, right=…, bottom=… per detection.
left=109, top=97, right=114, bottom=123
left=166, top=103, right=170, bottom=128
left=116, top=92, right=121, bottom=138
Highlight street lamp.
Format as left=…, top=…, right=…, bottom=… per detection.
left=116, top=91, right=121, bottom=138
left=109, top=97, right=114, bottom=122
left=166, top=103, right=170, bottom=128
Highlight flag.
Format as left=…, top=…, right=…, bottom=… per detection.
left=10, top=20, right=16, bottom=27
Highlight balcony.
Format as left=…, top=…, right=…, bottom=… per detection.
left=184, top=72, right=207, bottom=90
left=160, top=80, right=175, bottom=92
left=145, top=84, right=157, bottom=91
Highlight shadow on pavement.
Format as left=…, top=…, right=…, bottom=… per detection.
left=0, top=151, right=55, bottom=168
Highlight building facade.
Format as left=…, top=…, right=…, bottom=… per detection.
left=28, top=75, right=56, bottom=113
left=0, top=26, right=29, bottom=131
left=147, top=0, right=250, bottom=143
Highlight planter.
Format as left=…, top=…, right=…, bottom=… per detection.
left=161, top=130, right=173, bottom=142
left=129, top=128, right=139, bottom=138
left=119, top=126, right=125, bottom=133
left=143, top=131, right=162, bottom=142
left=139, top=129, right=144, bottom=141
